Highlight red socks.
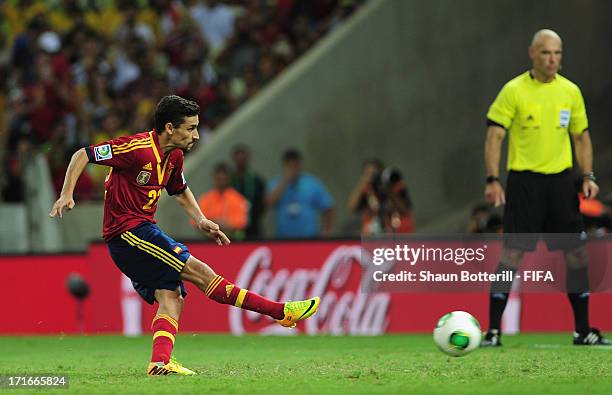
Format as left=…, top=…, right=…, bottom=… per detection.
left=205, top=275, right=285, bottom=320
left=150, top=276, right=285, bottom=364
left=151, top=314, right=178, bottom=364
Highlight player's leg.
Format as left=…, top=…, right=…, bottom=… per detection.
left=180, top=255, right=320, bottom=327
left=482, top=247, right=523, bottom=346
left=150, top=288, right=183, bottom=366
left=483, top=171, right=544, bottom=347
left=107, top=224, right=198, bottom=374
left=546, top=171, right=609, bottom=345
left=147, top=287, right=197, bottom=375
left=489, top=248, right=523, bottom=328
left=563, top=246, right=610, bottom=345
left=564, top=246, right=590, bottom=335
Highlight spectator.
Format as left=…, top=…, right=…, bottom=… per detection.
left=198, top=162, right=248, bottom=240
left=216, top=15, right=260, bottom=89
left=2, top=137, right=30, bottom=202
left=0, top=1, right=365, bottom=202
left=377, top=167, right=415, bottom=234
left=347, top=158, right=385, bottom=235
left=348, top=160, right=414, bottom=234
left=47, top=118, right=97, bottom=201
left=266, top=148, right=334, bottom=238
left=11, top=15, right=47, bottom=83
left=189, top=0, right=237, bottom=54
left=465, top=203, right=493, bottom=234
left=230, top=144, right=266, bottom=238
left=153, top=0, right=187, bottom=37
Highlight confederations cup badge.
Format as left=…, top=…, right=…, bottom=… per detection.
left=136, top=171, right=151, bottom=185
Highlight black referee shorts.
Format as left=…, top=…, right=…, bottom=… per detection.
left=503, top=170, right=585, bottom=251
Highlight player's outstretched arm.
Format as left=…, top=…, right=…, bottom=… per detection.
left=49, top=148, right=90, bottom=218
left=174, top=187, right=231, bottom=245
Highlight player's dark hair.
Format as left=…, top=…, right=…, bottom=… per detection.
left=154, top=95, right=200, bottom=134
left=282, top=148, right=302, bottom=163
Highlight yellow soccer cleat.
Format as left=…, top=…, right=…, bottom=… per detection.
left=276, top=297, right=320, bottom=328
left=147, top=357, right=196, bottom=376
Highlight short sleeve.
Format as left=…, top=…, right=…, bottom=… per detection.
left=166, top=152, right=187, bottom=196
left=486, top=83, right=517, bottom=129
left=569, top=86, right=588, bottom=134
left=85, top=135, right=140, bottom=169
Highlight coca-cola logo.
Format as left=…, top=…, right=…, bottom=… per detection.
left=229, top=246, right=390, bottom=335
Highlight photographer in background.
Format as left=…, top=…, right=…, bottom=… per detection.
left=379, top=167, right=415, bottom=234
left=347, top=158, right=384, bottom=235
left=348, top=160, right=414, bottom=235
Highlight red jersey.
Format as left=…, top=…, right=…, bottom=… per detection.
left=85, top=131, right=188, bottom=241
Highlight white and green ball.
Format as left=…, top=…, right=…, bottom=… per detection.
left=433, top=311, right=482, bottom=357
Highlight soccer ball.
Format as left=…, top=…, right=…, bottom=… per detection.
left=433, top=311, right=482, bottom=357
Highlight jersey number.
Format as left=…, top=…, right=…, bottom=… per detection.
left=143, top=189, right=162, bottom=210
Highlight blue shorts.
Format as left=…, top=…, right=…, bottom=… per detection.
left=108, top=222, right=191, bottom=305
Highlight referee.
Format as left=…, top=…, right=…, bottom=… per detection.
left=482, top=29, right=609, bottom=346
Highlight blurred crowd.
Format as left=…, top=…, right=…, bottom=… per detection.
left=3, top=1, right=605, bottom=239
left=198, top=147, right=414, bottom=240
left=0, top=0, right=364, bottom=202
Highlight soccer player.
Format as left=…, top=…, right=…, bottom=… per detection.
left=50, top=95, right=320, bottom=375
left=482, top=30, right=609, bottom=346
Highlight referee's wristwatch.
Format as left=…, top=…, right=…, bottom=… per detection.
left=582, top=172, right=597, bottom=182
left=485, top=176, right=500, bottom=184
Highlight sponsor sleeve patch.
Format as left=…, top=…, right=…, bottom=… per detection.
left=94, top=144, right=113, bottom=161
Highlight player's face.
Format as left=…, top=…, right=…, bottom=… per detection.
left=171, top=115, right=199, bottom=152
left=529, top=37, right=562, bottom=80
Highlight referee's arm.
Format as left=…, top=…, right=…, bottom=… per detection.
left=572, top=130, right=599, bottom=199
left=484, top=123, right=506, bottom=207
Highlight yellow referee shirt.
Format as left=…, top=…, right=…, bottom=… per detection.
left=487, top=71, right=588, bottom=174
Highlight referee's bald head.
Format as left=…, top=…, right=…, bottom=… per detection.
left=528, top=29, right=563, bottom=82
left=530, top=29, right=562, bottom=48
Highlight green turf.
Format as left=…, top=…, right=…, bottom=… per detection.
left=1, top=334, right=611, bottom=394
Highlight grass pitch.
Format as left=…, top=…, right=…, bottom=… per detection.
left=1, top=334, right=611, bottom=394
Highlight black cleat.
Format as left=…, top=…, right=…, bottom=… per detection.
left=573, top=328, right=611, bottom=345
left=480, top=329, right=502, bottom=347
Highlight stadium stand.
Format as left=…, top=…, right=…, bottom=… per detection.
left=0, top=0, right=364, bottom=202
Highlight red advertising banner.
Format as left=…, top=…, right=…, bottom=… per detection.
left=1, top=240, right=611, bottom=334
